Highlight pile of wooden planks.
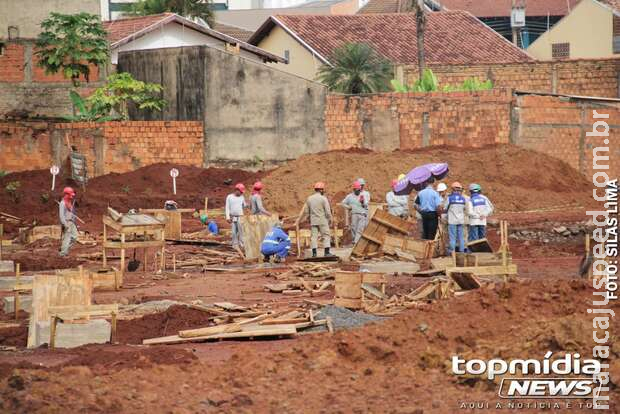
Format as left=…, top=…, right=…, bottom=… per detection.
left=174, top=248, right=240, bottom=269
left=351, top=210, right=414, bottom=258
left=271, top=263, right=334, bottom=280
left=143, top=305, right=331, bottom=345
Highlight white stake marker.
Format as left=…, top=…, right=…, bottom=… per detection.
left=170, top=168, right=179, bottom=195
left=50, top=165, right=60, bottom=191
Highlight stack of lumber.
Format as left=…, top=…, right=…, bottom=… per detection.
left=263, top=279, right=332, bottom=295
left=143, top=304, right=330, bottom=345
left=271, top=263, right=334, bottom=280
left=362, top=277, right=453, bottom=315
left=174, top=249, right=240, bottom=268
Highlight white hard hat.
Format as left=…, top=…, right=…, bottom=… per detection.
left=436, top=183, right=448, bottom=192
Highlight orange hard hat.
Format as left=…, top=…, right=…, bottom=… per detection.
left=235, top=183, right=246, bottom=193
left=314, top=182, right=325, bottom=190
left=253, top=181, right=263, bottom=191
left=391, top=179, right=398, bottom=188
left=451, top=182, right=463, bottom=190
left=352, top=181, right=362, bottom=190
left=63, top=186, right=75, bottom=196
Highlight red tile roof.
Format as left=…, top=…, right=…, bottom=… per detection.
left=103, top=13, right=174, bottom=45
left=358, top=0, right=403, bottom=14
left=433, top=0, right=581, bottom=17
left=211, top=21, right=254, bottom=42
left=103, top=13, right=286, bottom=63
left=598, top=0, right=620, bottom=12
left=250, top=12, right=534, bottom=65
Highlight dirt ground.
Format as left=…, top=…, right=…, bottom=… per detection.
left=0, top=147, right=614, bottom=413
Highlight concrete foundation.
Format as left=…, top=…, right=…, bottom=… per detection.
left=360, top=261, right=420, bottom=274
left=0, top=275, right=33, bottom=289
left=34, top=319, right=111, bottom=348
left=3, top=295, right=32, bottom=313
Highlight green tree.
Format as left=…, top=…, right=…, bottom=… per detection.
left=35, top=13, right=109, bottom=87
left=130, top=0, right=214, bottom=26
left=65, top=73, right=166, bottom=121
left=317, top=43, right=393, bottom=94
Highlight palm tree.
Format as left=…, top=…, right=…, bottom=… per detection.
left=317, top=43, right=393, bottom=94
left=130, top=0, right=214, bottom=26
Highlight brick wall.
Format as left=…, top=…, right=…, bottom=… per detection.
left=326, top=89, right=513, bottom=151
left=0, top=40, right=104, bottom=118
left=514, top=95, right=620, bottom=180
left=403, top=58, right=620, bottom=98
left=0, top=121, right=204, bottom=176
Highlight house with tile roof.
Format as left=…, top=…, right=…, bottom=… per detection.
left=527, top=0, right=620, bottom=60
left=359, top=0, right=580, bottom=47
left=248, top=11, right=534, bottom=80
left=104, top=13, right=285, bottom=64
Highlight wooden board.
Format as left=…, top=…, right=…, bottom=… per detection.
left=18, top=225, right=61, bottom=244
left=91, top=268, right=122, bottom=290
left=449, top=272, right=481, bottom=290
left=27, top=271, right=93, bottom=348
left=466, top=238, right=494, bottom=253
left=154, top=211, right=182, bottom=240
left=213, top=302, right=247, bottom=311
left=382, top=234, right=433, bottom=259
left=446, top=264, right=518, bottom=277
left=298, top=255, right=339, bottom=262
left=430, top=257, right=454, bottom=271
left=351, top=210, right=413, bottom=258
left=239, top=214, right=280, bottom=260
left=143, top=324, right=297, bottom=345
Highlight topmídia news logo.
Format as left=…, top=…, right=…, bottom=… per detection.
left=452, top=352, right=602, bottom=399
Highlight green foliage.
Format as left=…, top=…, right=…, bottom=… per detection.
left=317, top=43, right=393, bottom=94
left=35, top=13, right=109, bottom=87
left=40, top=193, right=50, bottom=204
left=88, top=73, right=166, bottom=120
left=130, top=0, right=214, bottom=26
left=63, top=73, right=165, bottom=121
left=5, top=181, right=21, bottom=203
left=0, top=170, right=8, bottom=178
left=391, top=68, right=494, bottom=93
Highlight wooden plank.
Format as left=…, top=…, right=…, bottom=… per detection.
left=213, top=302, right=247, bottom=311
left=430, top=257, right=454, bottom=271
left=260, top=317, right=308, bottom=325
left=449, top=273, right=481, bottom=291
left=407, top=282, right=438, bottom=301
left=413, top=268, right=445, bottom=277
left=154, top=211, right=182, bottom=240
left=27, top=271, right=93, bottom=348
left=361, top=283, right=387, bottom=299
left=371, top=215, right=409, bottom=234
left=140, top=208, right=195, bottom=214
left=179, top=323, right=242, bottom=338
left=240, top=214, right=280, bottom=260
left=143, top=325, right=297, bottom=345
left=103, top=240, right=165, bottom=249
left=48, top=304, right=118, bottom=314
left=446, top=264, right=518, bottom=277
left=298, top=255, right=339, bottom=262
left=466, top=238, right=494, bottom=253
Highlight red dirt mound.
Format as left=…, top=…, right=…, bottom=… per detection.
left=261, top=145, right=597, bottom=216
left=0, top=163, right=262, bottom=236
left=116, top=304, right=215, bottom=344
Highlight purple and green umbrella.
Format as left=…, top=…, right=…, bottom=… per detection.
left=393, top=163, right=449, bottom=195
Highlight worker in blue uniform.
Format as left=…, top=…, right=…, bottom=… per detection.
left=260, top=223, right=291, bottom=262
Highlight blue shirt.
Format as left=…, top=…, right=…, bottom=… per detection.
left=261, top=226, right=291, bottom=255
left=416, top=186, right=443, bottom=213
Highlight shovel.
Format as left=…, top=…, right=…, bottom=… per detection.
left=127, top=249, right=141, bottom=272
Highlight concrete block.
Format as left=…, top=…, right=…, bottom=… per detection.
left=34, top=319, right=111, bottom=348
left=3, top=295, right=32, bottom=313
left=0, top=260, right=14, bottom=273
left=0, top=275, right=33, bottom=289
left=360, top=261, right=420, bottom=274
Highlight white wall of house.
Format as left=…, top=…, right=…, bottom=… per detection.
left=111, top=22, right=264, bottom=64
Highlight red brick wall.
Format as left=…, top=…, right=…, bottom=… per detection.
left=0, top=43, right=26, bottom=83
left=31, top=51, right=100, bottom=83
left=515, top=95, right=620, bottom=180
left=0, top=121, right=204, bottom=176
left=326, top=89, right=513, bottom=151
left=403, top=58, right=620, bottom=98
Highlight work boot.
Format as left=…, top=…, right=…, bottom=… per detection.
left=324, top=247, right=335, bottom=257
left=312, top=248, right=317, bottom=258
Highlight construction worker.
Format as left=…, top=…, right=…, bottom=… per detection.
left=436, top=182, right=449, bottom=253
left=357, top=178, right=371, bottom=205
left=59, top=187, right=78, bottom=257
left=250, top=181, right=271, bottom=216
left=225, top=183, right=248, bottom=248
left=386, top=179, right=409, bottom=219
left=467, top=183, right=494, bottom=241
left=260, top=220, right=291, bottom=262
left=297, top=182, right=333, bottom=257
left=342, top=181, right=368, bottom=244
left=414, top=179, right=443, bottom=240
left=443, top=182, right=467, bottom=254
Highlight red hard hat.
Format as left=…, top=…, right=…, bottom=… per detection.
left=253, top=181, right=263, bottom=191
left=391, top=179, right=398, bottom=188
left=314, top=182, right=325, bottom=190
left=63, top=186, right=75, bottom=196
left=352, top=181, right=362, bottom=190
left=235, top=183, right=246, bottom=193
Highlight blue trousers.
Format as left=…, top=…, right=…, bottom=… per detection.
left=448, top=224, right=465, bottom=254
left=261, top=242, right=290, bottom=259
left=469, top=225, right=486, bottom=242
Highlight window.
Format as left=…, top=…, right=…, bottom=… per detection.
left=551, top=42, right=570, bottom=59
left=0, top=42, right=4, bottom=57
left=613, top=16, right=620, bottom=53
left=284, top=49, right=290, bottom=62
